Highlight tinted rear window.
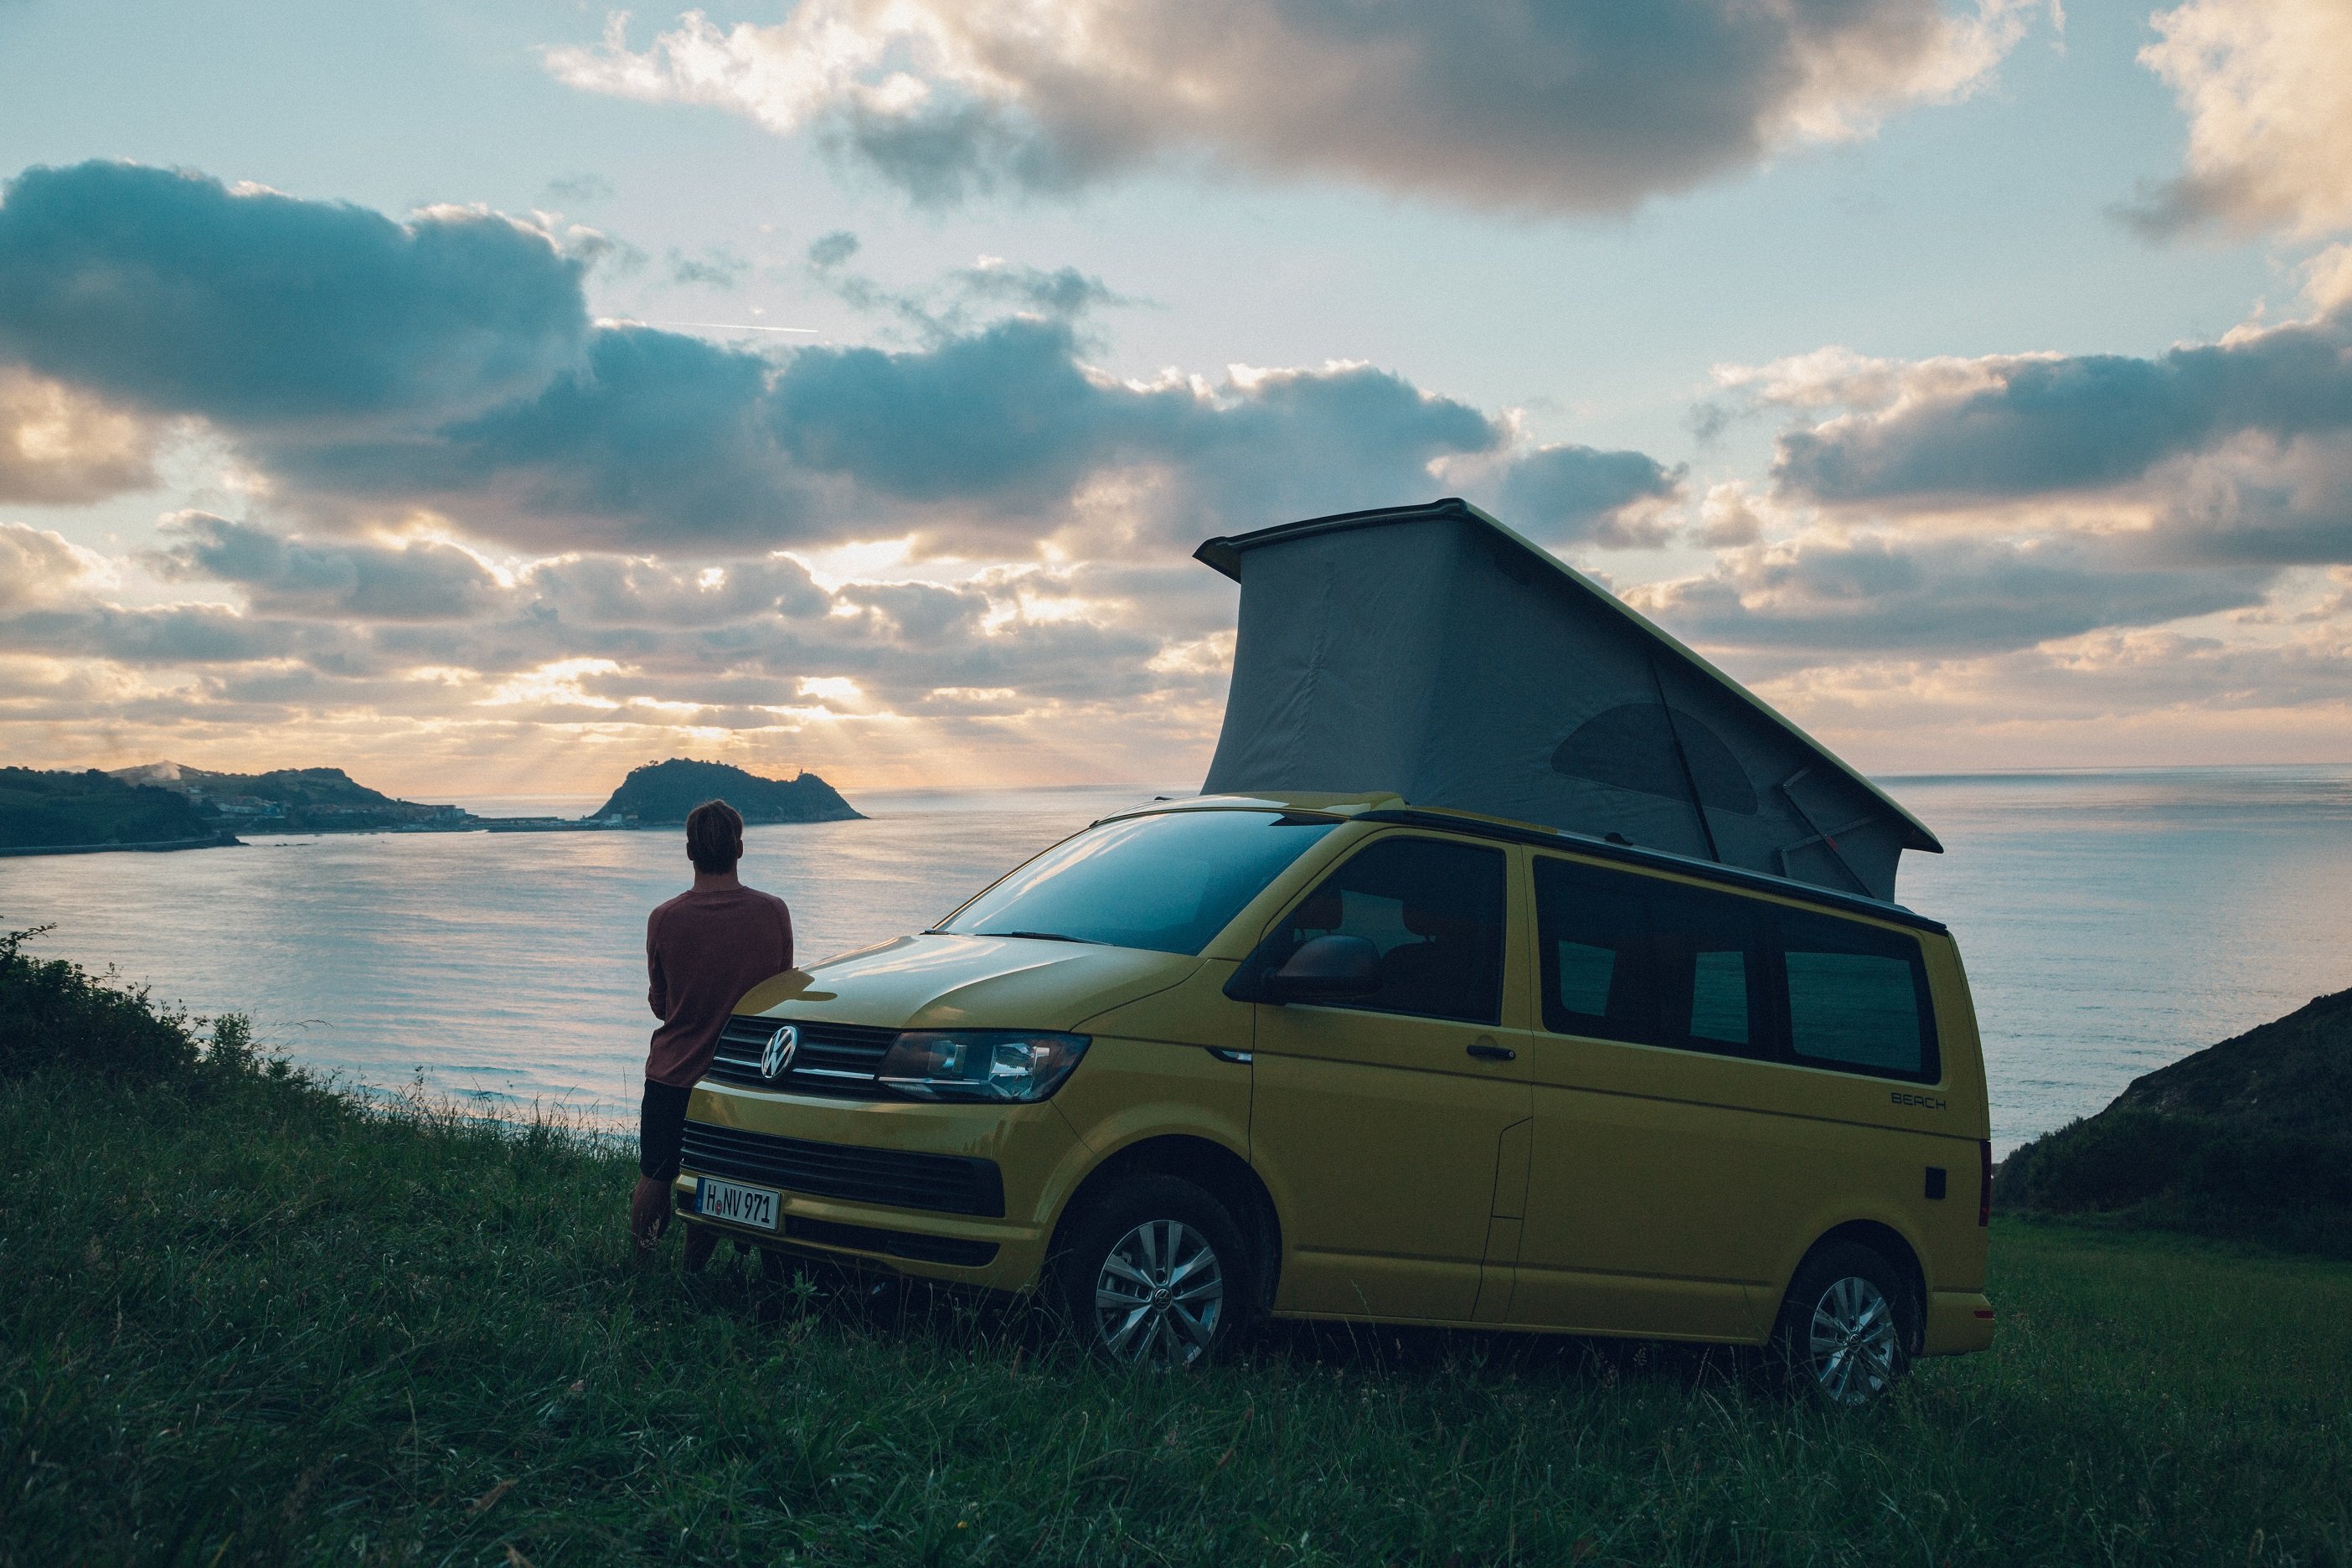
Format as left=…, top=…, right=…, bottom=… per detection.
left=1776, top=909, right=1937, bottom=1079
left=1534, top=858, right=1772, bottom=1060
left=939, top=809, right=1338, bottom=955
left=1534, top=854, right=1938, bottom=1081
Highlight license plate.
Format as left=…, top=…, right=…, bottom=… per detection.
left=695, top=1175, right=780, bottom=1230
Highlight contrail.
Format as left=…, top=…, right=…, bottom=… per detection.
left=604, top=317, right=820, bottom=334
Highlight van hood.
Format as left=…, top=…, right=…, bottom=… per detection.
left=734, top=933, right=1199, bottom=1034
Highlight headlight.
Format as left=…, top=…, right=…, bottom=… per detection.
left=877, top=1029, right=1091, bottom=1102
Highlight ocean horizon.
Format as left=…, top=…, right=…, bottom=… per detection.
left=3, top=764, right=2345, bottom=1154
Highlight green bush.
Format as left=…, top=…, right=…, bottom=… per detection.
left=0, top=926, right=266, bottom=1086
left=0, top=926, right=204, bottom=1081
left=1999, top=1106, right=2352, bottom=1256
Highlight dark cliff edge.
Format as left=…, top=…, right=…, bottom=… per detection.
left=590, top=758, right=864, bottom=824
left=1996, top=988, right=2352, bottom=1257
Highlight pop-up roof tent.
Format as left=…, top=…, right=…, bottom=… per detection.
left=1194, top=498, right=1941, bottom=905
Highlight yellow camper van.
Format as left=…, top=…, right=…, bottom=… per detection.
left=679, top=794, right=1991, bottom=1401
left=675, top=503, right=1994, bottom=1403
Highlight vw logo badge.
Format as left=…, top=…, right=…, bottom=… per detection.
left=759, top=1025, right=799, bottom=1081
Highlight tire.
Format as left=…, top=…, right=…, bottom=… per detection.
left=1056, top=1175, right=1254, bottom=1368
left=1771, top=1240, right=1914, bottom=1406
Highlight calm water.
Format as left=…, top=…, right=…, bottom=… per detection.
left=3, top=769, right=2346, bottom=1152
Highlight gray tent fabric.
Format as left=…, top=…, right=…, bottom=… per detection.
left=1195, top=498, right=1941, bottom=903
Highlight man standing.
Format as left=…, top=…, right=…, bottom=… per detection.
left=632, top=798, right=794, bottom=1261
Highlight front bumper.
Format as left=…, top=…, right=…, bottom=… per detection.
left=671, top=1078, right=1086, bottom=1292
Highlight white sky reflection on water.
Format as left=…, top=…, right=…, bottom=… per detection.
left=2, top=769, right=2345, bottom=1153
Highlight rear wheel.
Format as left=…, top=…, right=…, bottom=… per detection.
left=1057, top=1175, right=1252, bottom=1368
left=1772, top=1241, right=1913, bottom=1406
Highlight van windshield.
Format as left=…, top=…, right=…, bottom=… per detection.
left=937, top=809, right=1338, bottom=955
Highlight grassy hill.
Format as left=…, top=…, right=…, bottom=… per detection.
left=1997, top=988, right=2352, bottom=1256
left=591, top=758, right=863, bottom=824
left=3, top=927, right=2349, bottom=1565
left=109, top=761, right=473, bottom=833
left=0, top=766, right=229, bottom=850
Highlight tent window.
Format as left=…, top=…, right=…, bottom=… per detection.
left=1550, top=704, right=1759, bottom=815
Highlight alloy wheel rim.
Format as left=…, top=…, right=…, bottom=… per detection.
left=1807, top=1275, right=1899, bottom=1405
left=1092, top=1218, right=1225, bottom=1366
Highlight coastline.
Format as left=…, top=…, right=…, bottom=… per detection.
left=0, top=832, right=243, bottom=858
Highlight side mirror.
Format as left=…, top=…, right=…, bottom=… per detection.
left=1258, top=933, right=1383, bottom=1005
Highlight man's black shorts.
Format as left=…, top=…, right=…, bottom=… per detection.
left=639, top=1078, right=693, bottom=1181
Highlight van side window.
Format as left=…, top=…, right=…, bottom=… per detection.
left=1535, top=857, right=1770, bottom=1058
left=1645, top=881, right=1768, bottom=1057
left=1532, top=858, right=1651, bottom=1044
left=1276, top=837, right=1507, bottom=1024
left=1774, top=909, right=1938, bottom=1081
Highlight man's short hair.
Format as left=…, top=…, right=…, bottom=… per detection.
left=685, top=799, right=744, bottom=873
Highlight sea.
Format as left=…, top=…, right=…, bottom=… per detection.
left=3, top=767, right=2347, bottom=1153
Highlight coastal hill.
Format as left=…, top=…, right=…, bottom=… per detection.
left=1997, top=987, right=2352, bottom=1256
left=591, top=759, right=863, bottom=824
left=109, top=762, right=472, bottom=834
left=0, top=767, right=233, bottom=852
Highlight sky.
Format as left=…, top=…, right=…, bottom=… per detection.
left=1, top=0, right=2348, bottom=797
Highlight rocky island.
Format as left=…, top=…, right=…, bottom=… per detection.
left=588, top=758, right=863, bottom=824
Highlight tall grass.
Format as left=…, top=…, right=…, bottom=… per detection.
left=2, top=939, right=2348, bottom=1564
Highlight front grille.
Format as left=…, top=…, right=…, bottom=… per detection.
left=705, top=1015, right=899, bottom=1098
left=679, top=1120, right=1006, bottom=1217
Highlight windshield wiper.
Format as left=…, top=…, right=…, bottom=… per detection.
left=992, top=929, right=1101, bottom=944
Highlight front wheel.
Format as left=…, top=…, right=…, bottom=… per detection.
left=1771, top=1240, right=1914, bottom=1406
left=1056, top=1175, right=1252, bottom=1368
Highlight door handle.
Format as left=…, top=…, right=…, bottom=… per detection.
left=1466, top=1040, right=1517, bottom=1062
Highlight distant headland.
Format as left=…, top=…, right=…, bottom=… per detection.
left=597, top=758, right=862, bottom=824
left=0, top=757, right=859, bottom=854
left=487, top=759, right=863, bottom=833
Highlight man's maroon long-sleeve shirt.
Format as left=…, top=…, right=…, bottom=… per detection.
left=644, top=885, right=794, bottom=1086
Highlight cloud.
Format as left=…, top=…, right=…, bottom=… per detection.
left=1632, top=531, right=2271, bottom=658
left=0, top=365, right=162, bottom=503
left=805, top=235, right=1127, bottom=334
left=147, top=513, right=510, bottom=622
left=2128, top=0, right=2352, bottom=240
left=542, top=173, right=616, bottom=204
left=544, top=1, right=2050, bottom=213
left=1747, top=302, right=2352, bottom=566
left=0, top=161, right=1608, bottom=560
left=0, top=514, right=1230, bottom=755
left=0, top=162, right=588, bottom=430
left=1492, top=441, right=1684, bottom=547
left=0, top=521, right=110, bottom=612
left=668, top=245, right=749, bottom=286
left=1736, top=620, right=2352, bottom=770
left=952, top=257, right=1123, bottom=320
left=1696, top=482, right=1766, bottom=547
